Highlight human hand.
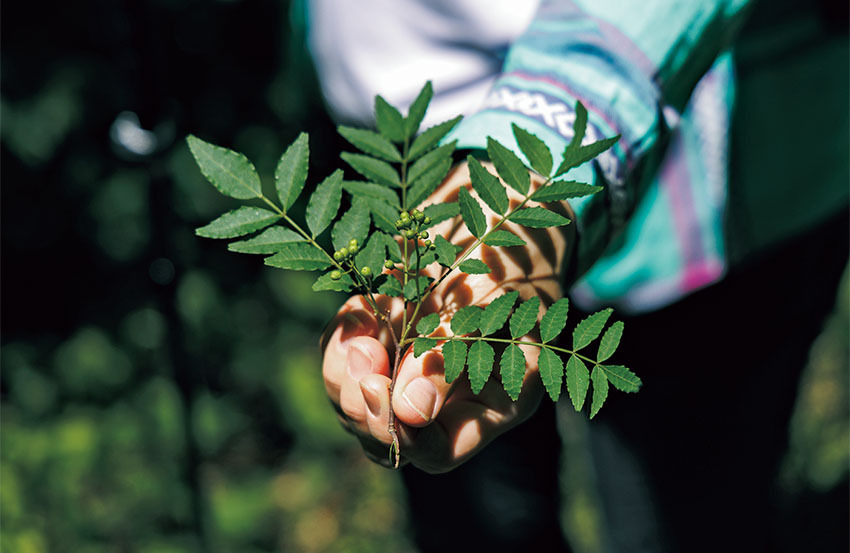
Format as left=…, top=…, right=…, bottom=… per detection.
left=320, top=162, right=575, bottom=473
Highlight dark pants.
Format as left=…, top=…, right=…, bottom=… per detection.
left=402, top=213, right=848, bottom=553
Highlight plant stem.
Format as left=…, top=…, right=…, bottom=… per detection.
left=401, top=334, right=600, bottom=367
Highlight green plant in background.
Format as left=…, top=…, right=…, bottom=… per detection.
left=188, top=82, right=641, bottom=466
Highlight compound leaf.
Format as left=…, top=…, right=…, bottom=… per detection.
left=414, top=337, right=438, bottom=357
left=408, top=141, right=455, bottom=186
left=408, top=115, right=462, bottom=160
left=509, top=207, right=571, bottom=228
left=565, top=354, right=589, bottom=412
left=375, top=95, right=405, bottom=142
left=337, top=126, right=401, bottom=162
left=341, top=152, right=400, bottom=188
left=589, top=366, right=608, bottom=419
left=512, top=124, right=552, bottom=176
left=416, top=313, right=440, bottom=336
left=500, top=344, right=526, bottom=400
left=442, top=341, right=467, bottom=383
left=556, top=136, right=619, bottom=177
left=568, top=101, right=588, bottom=151
left=597, top=321, right=624, bottom=363
left=600, top=365, right=641, bottom=393
left=331, top=198, right=371, bottom=251
left=467, top=156, right=508, bottom=214
left=228, top=226, right=304, bottom=254
left=403, top=276, right=433, bottom=301
left=275, top=132, right=310, bottom=211
left=458, top=259, right=490, bottom=275
left=538, top=348, right=564, bottom=402
left=467, top=341, right=495, bottom=394
left=539, top=297, right=570, bottom=343
left=312, top=271, right=355, bottom=292
left=407, top=156, right=451, bottom=209
left=354, top=233, right=385, bottom=274
left=377, top=274, right=403, bottom=297
left=483, top=230, right=526, bottom=247
left=187, top=135, right=262, bottom=200
left=196, top=207, right=280, bottom=239
left=405, top=81, right=433, bottom=138
left=510, top=296, right=540, bottom=339
left=451, top=305, right=483, bottom=335
left=265, top=242, right=332, bottom=271
left=487, top=137, right=529, bottom=195
left=532, top=181, right=603, bottom=202
left=305, top=169, right=343, bottom=237
left=369, top=199, right=401, bottom=233
left=458, top=186, right=486, bottom=238
left=573, top=308, right=613, bottom=351
left=479, top=291, right=519, bottom=336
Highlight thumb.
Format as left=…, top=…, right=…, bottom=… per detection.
left=391, top=345, right=454, bottom=427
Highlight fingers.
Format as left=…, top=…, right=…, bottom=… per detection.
left=321, top=296, right=381, bottom=404
left=338, top=336, right=391, bottom=430
left=390, top=347, right=455, bottom=427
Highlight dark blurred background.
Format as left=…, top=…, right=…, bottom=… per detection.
left=1, top=1, right=847, bottom=552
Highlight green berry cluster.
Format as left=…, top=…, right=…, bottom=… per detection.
left=330, top=238, right=372, bottom=281
left=395, top=209, right=436, bottom=249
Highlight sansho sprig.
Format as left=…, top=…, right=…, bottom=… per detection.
left=188, top=81, right=641, bottom=467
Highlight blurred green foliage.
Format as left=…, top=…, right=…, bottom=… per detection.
left=0, top=1, right=846, bottom=552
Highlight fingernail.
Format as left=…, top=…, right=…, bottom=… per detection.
left=347, top=342, right=373, bottom=380
left=402, top=378, right=437, bottom=422
left=360, top=381, right=381, bottom=417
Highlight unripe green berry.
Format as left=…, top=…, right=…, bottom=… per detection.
left=333, top=251, right=343, bottom=261
left=424, top=239, right=432, bottom=247
left=429, top=243, right=436, bottom=250
left=360, top=266, right=372, bottom=276
left=384, top=260, right=395, bottom=269
left=405, top=229, right=416, bottom=239
left=419, top=231, right=428, bottom=239
left=330, top=270, right=342, bottom=280
left=400, top=212, right=410, bottom=222
left=423, top=216, right=431, bottom=225
left=414, top=211, right=424, bottom=222
left=349, top=244, right=359, bottom=255
left=339, top=247, right=349, bottom=258
left=349, top=238, right=358, bottom=248
left=395, top=219, right=403, bottom=228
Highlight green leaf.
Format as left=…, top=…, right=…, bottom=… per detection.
left=539, top=297, right=570, bottom=343
left=434, top=235, right=461, bottom=266
left=354, top=233, right=385, bottom=274
left=405, top=81, right=433, bottom=138
left=375, top=95, right=405, bottom=142
left=589, top=366, right=608, bottom=419
left=312, top=271, right=355, bottom=292
left=305, top=169, right=343, bottom=237
left=337, top=126, right=401, bottom=162
left=342, top=181, right=400, bottom=208
left=512, top=124, right=552, bottom=176
left=451, top=305, right=483, bottom=335
left=538, top=348, right=564, bottom=402
left=380, top=232, right=403, bottom=262
left=408, top=116, right=463, bottom=160
left=458, top=186, right=487, bottom=238
left=415, top=248, right=437, bottom=268
left=403, top=276, right=433, bottom=301
left=483, top=230, right=526, bottom=247
left=228, top=226, right=303, bottom=254
left=196, top=207, right=280, bottom=239
left=265, top=243, right=332, bottom=271
left=532, top=181, right=603, bottom=202
left=467, top=156, right=509, bottom=215
left=458, top=259, right=491, bottom=275
left=479, top=291, right=519, bottom=336
left=568, top=101, right=588, bottom=151
left=597, top=321, right=624, bottom=363
left=572, top=308, right=613, bottom=351
left=467, top=341, right=495, bottom=394
left=509, top=207, right=571, bottom=228
left=416, top=313, right=440, bottom=336
left=275, top=132, right=310, bottom=211
left=186, top=135, right=263, bottom=200
left=487, top=137, right=529, bottom=195
left=442, top=341, right=467, bottom=383
left=407, top=157, right=451, bottom=210
left=341, top=152, right=401, bottom=188
left=510, top=297, right=540, bottom=339
left=565, top=355, right=589, bottom=412
left=414, top=337, right=438, bottom=357
left=369, top=199, right=401, bottom=233
left=331, top=198, right=371, bottom=251
left=408, top=141, right=455, bottom=186
left=500, top=344, right=526, bottom=400
left=600, top=365, right=641, bottom=393
left=556, top=136, right=620, bottom=177
left=377, top=274, right=403, bottom=297
left=423, top=202, right=459, bottom=227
